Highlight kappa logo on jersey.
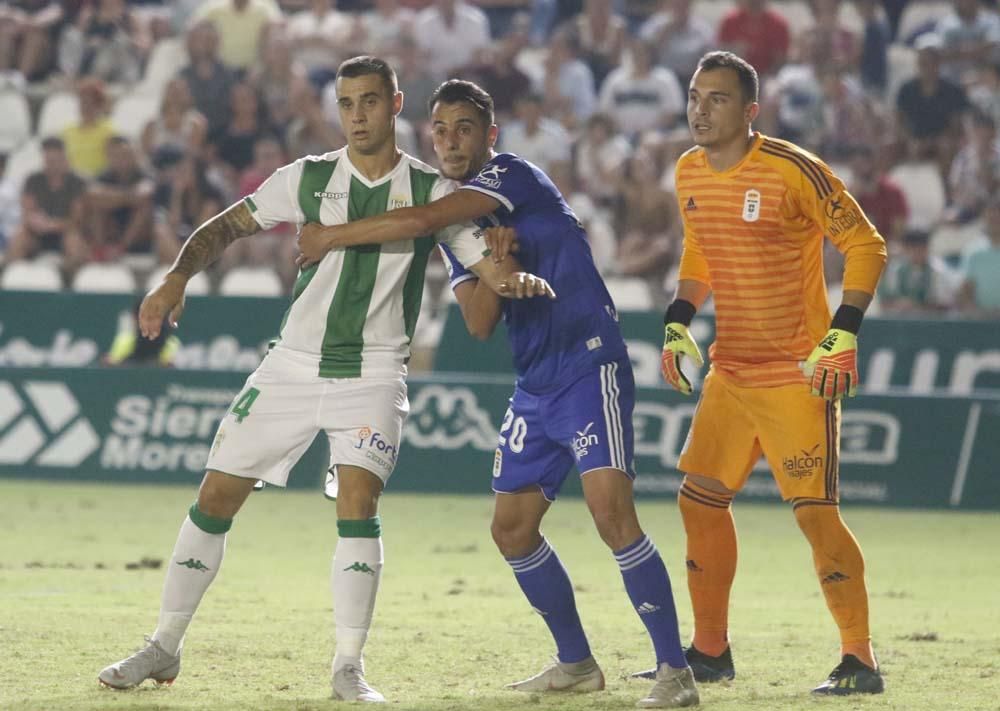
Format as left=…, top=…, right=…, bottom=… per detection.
left=0, top=380, right=99, bottom=467
left=685, top=196, right=697, bottom=211
left=313, top=190, right=348, bottom=199
left=782, top=444, right=823, bottom=479
left=354, top=426, right=397, bottom=469
left=742, top=189, right=761, bottom=222
left=572, top=422, right=600, bottom=459
left=475, top=164, right=508, bottom=189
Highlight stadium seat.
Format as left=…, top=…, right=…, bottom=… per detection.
left=3, top=138, right=43, bottom=193
left=110, top=95, right=160, bottom=142
left=36, top=91, right=81, bottom=138
left=888, top=161, right=946, bottom=231
left=145, top=265, right=211, bottom=295
left=72, top=263, right=138, bottom=293
left=0, top=90, right=32, bottom=152
left=218, top=267, right=284, bottom=296
left=136, top=38, right=187, bottom=97
left=1, top=259, right=63, bottom=291
left=605, top=277, right=654, bottom=310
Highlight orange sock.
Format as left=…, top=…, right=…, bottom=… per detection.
left=679, top=480, right=737, bottom=657
left=793, top=501, right=875, bottom=668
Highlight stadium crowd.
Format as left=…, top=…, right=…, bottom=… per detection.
left=0, top=0, right=998, bottom=317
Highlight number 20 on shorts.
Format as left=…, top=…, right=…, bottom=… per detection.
left=499, top=407, right=527, bottom=453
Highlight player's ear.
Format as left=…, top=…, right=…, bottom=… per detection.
left=393, top=91, right=404, bottom=117
left=746, top=102, right=760, bottom=124
left=487, top=124, right=499, bottom=148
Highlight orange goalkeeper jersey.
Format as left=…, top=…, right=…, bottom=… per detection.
left=675, top=133, right=887, bottom=388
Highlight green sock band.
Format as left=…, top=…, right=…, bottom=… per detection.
left=337, top=516, right=381, bottom=538
left=188, top=502, right=233, bottom=534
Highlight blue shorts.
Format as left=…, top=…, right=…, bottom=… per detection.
left=493, top=359, right=636, bottom=501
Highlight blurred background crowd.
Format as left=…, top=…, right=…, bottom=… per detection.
left=0, top=0, right=998, bottom=318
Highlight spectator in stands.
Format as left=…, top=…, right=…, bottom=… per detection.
left=946, top=110, right=1000, bottom=224
left=151, top=146, right=224, bottom=265
left=880, top=229, right=960, bottom=313
left=457, top=12, right=532, bottom=122
left=816, top=65, right=885, bottom=161
left=285, top=82, right=344, bottom=158
left=573, top=0, right=626, bottom=86
left=499, top=92, right=572, bottom=174
left=895, top=34, right=969, bottom=154
left=639, top=0, right=714, bottom=87
left=360, top=0, right=415, bottom=58
left=141, top=78, right=208, bottom=160
left=212, top=82, right=271, bottom=184
left=0, top=150, right=18, bottom=253
left=192, top=0, right=282, bottom=73
left=286, top=0, right=354, bottom=86
left=799, top=0, right=860, bottom=74
left=959, top=198, right=1000, bottom=314
left=969, top=61, right=1000, bottom=130
left=179, top=20, right=239, bottom=138
left=58, top=0, right=140, bottom=85
left=6, top=137, right=87, bottom=271
left=62, top=78, right=116, bottom=179
left=548, top=161, right=617, bottom=276
left=615, top=146, right=677, bottom=284
left=541, top=24, right=596, bottom=129
left=717, top=0, right=790, bottom=77
left=935, top=0, right=1000, bottom=83
left=758, top=36, right=824, bottom=146
left=248, top=29, right=311, bottom=139
left=574, top=112, right=632, bottom=208
left=0, top=0, right=62, bottom=84
left=413, top=0, right=491, bottom=80
left=856, top=0, right=890, bottom=93
left=598, top=37, right=684, bottom=138
left=848, top=146, right=908, bottom=249
left=86, top=135, right=154, bottom=261
left=393, top=35, right=439, bottom=127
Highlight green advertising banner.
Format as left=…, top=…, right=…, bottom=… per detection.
left=1, top=368, right=997, bottom=509
left=3, top=292, right=1000, bottom=394
left=435, top=306, right=1000, bottom=395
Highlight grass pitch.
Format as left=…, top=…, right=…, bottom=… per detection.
left=1, top=480, right=998, bottom=710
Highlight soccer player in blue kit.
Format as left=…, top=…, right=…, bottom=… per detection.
left=297, top=80, right=699, bottom=708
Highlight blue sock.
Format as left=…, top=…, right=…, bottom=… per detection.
left=615, top=534, right=686, bottom=669
left=507, top=538, right=592, bottom=663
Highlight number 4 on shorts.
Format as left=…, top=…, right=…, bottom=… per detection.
left=231, top=387, right=260, bottom=423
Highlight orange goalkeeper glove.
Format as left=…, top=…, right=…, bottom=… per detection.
left=661, top=323, right=704, bottom=395
left=802, top=328, right=858, bottom=400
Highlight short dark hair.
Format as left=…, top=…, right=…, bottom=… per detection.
left=696, top=51, right=759, bottom=104
left=336, top=55, right=398, bottom=96
left=41, top=136, right=65, bottom=151
left=428, top=79, right=495, bottom=126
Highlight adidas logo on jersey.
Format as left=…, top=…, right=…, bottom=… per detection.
left=685, top=197, right=697, bottom=211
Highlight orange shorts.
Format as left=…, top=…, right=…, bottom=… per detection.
left=678, top=368, right=841, bottom=501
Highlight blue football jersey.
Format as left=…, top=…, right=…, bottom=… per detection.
left=442, top=152, right=627, bottom=393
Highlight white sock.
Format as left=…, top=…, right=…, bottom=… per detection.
left=151, top=514, right=226, bottom=656
left=331, top=525, right=383, bottom=672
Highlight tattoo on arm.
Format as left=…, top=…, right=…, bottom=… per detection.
left=171, top=202, right=260, bottom=277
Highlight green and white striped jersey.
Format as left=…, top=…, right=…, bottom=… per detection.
left=243, top=148, right=486, bottom=378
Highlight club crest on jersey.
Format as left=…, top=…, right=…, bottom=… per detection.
left=742, top=189, right=761, bottom=222
left=475, top=164, right=508, bottom=189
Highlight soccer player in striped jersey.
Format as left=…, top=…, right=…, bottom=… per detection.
left=297, top=80, right=698, bottom=709
left=97, top=57, right=553, bottom=702
left=647, top=51, right=888, bottom=695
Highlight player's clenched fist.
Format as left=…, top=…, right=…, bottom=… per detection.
left=661, top=323, right=704, bottom=395
left=139, top=273, right=187, bottom=339
left=802, top=328, right=859, bottom=400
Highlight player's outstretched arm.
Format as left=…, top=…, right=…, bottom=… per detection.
left=296, top=189, right=500, bottom=265
left=139, top=201, right=260, bottom=339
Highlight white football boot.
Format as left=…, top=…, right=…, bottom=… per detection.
left=332, top=659, right=386, bottom=702
left=637, top=664, right=700, bottom=708
left=506, top=656, right=605, bottom=692
left=98, top=636, right=181, bottom=689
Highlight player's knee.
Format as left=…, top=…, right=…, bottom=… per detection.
left=197, top=473, right=253, bottom=519
left=590, top=507, right=641, bottom=551
left=490, top=518, right=540, bottom=558
left=793, top=503, right=842, bottom=546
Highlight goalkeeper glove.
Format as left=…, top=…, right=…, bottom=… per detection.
left=802, top=328, right=858, bottom=400
left=661, top=323, right=704, bottom=395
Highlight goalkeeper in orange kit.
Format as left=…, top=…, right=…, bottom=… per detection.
left=643, top=51, right=888, bottom=695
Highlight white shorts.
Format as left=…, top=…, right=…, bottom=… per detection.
left=206, top=347, right=409, bottom=488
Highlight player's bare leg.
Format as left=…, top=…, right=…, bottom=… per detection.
left=330, top=465, right=386, bottom=703
left=494, top=488, right=605, bottom=692
left=99, top=471, right=256, bottom=689
left=793, top=502, right=884, bottom=694
left=583, top=468, right=698, bottom=707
